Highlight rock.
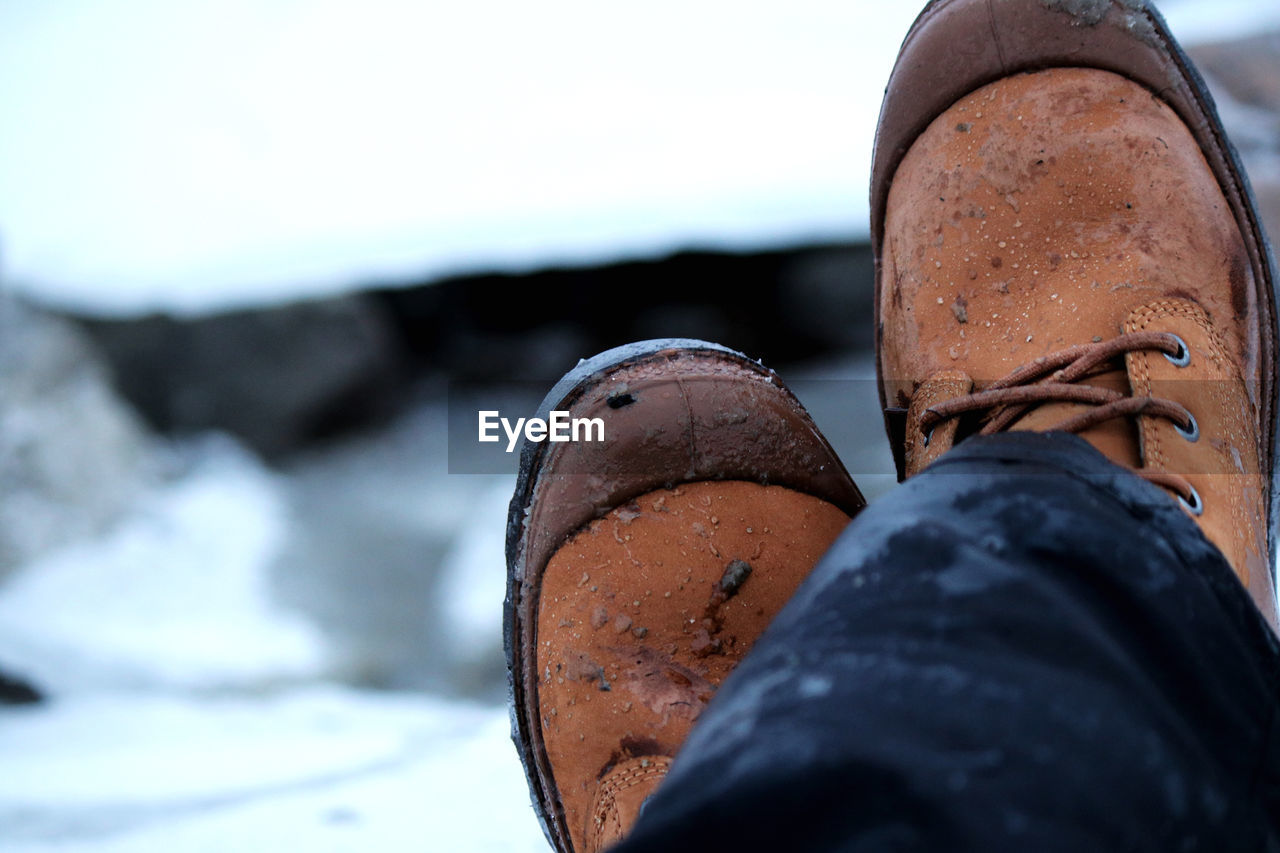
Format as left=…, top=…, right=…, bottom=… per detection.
left=69, top=242, right=876, bottom=466
left=79, top=295, right=406, bottom=459
left=372, top=242, right=877, bottom=382
left=0, top=667, right=42, bottom=705
left=0, top=296, right=154, bottom=575
left=776, top=246, right=876, bottom=352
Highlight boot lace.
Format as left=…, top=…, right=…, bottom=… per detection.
left=918, top=330, right=1203, bottom=513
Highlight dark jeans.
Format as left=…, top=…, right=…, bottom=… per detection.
left=614, top=432, right=1280, bottom=852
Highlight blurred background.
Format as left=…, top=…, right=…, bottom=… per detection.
left=1, top=1, right=1278, bottom=849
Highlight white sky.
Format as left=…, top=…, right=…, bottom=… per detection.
left=0, top=0, right=1276, bottom=317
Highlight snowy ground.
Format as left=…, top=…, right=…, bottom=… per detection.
left=0, top=420, right=547, bottom=851
left=2, top=0, right=1274, bottom=317
left=1, top=690, right=545, bottom=853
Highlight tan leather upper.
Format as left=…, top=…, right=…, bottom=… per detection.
left=537, top=481, right=850, bottom=852
left=879, top=68, right=1277, bottom=626
left=587, top=756, right=672, bottom=850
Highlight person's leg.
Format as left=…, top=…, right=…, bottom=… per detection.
left=614, top=431, right=1280, bottom=852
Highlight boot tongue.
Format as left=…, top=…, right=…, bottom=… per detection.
left=1005, top=368, right=1142, bottom=469
left=587, top=756, right=671, bottom=851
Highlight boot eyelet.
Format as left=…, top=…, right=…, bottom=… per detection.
left=1174, top=411, right=1199, bottom=443
left=1163, top=334, right=1191, bottom=367
left=1179, top=484, right=1204, bottom=517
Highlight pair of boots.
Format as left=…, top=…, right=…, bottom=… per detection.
left=505, top=2, right=1280, bottom=851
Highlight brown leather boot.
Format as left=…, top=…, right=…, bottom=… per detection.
left=872, top=0, right=1279, bottom=628
left=506, top=339, right=865, bottom=853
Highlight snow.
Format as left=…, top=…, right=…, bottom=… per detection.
left=0, top=1, right=911, bottom=316
left=437, top=477, right=516, bottom=679
left=0, top=689, right=545, bottom=852
left=0, top=436, right=325, bottom=694
left=0, top=299, right=155, bottom=569
left=0, top=427, right=547, bottom=851
left=1159, top=0, right=1280, bottom=42
left=3, top=1, right=1268, bottom=318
